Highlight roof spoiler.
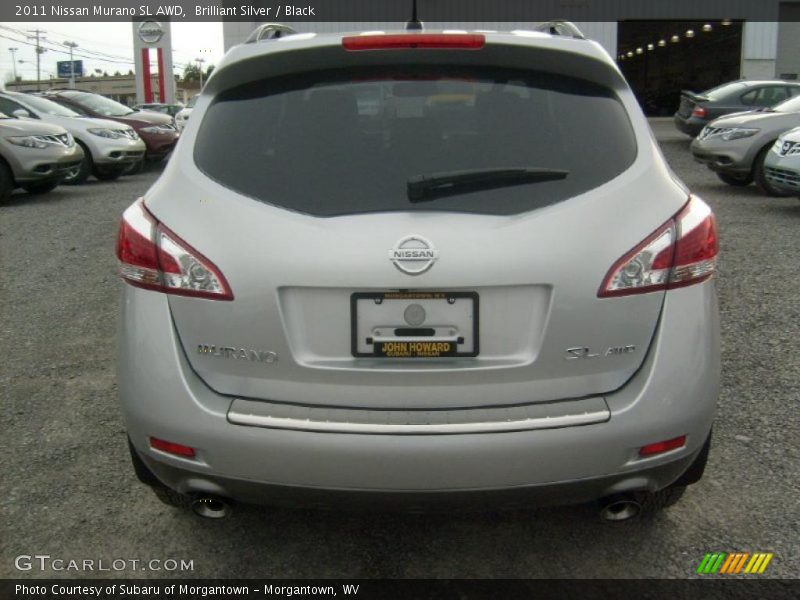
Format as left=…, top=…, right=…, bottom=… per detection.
left=245, top=23, right=298, bottom=43
left=534, top=21, right=586, bottom=40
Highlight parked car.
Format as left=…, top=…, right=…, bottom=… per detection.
left=0, top=111, right=84, bottom=201
left=674, top=80, right=800, bottom=137
left=118, top=25, right=719, bottom=520
left=174, top=95, right=197, bottom=131
left=762, top=126, right=800, bottom=196
left=691, top=93, right=800, bottom=194
left=42, top=90, right=179, bottom=163
left=133, top=103, right=185, bottom=118
left=0, top=91, right=146, bottom=184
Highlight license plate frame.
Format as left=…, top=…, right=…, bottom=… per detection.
left=350, top=291, right=479, bottom=358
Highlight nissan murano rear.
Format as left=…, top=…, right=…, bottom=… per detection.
left=117, top=24, right=720, bottom=520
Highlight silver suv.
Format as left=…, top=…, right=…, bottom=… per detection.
left=117, top=24, right=720, bottom=520
left=0, top=91, right=146, bottom=184
left=0, top=112, right=84, bottom=200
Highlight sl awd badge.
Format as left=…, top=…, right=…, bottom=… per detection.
left=389, top=234, right=438, bottom=275
left=565, top=345, right=636, bottom=359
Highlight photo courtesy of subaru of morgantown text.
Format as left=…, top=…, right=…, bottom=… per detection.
left=117, top=22, right=720, bottom=521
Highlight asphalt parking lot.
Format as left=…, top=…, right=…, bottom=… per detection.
left=0, top=119, right=798, bottom=580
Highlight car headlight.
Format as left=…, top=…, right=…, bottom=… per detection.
left=87, top=128, right=129, bottom=139
left=720, top=128, right=760, bottom=141
left=6, top=135, right=50, bottom=149
left=141, top=124, right=176, bottom=135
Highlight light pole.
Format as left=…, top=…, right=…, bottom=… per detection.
left=26, top=29, right=46, bottom=90
left=64, top=41, right=78, bottom=88
left=9, top=48, right=18, bottom=81
left=196, top=57, right=206, bottom=88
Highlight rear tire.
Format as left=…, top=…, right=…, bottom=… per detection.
left=0, top=161, right=13, bottom=202
left=21, top=179, right=59, bottom=195
left=754, top=145, right=792, bottom=197
left=127, top=438, right=192, bottom=510
left=716, top=171, right=753, bottom=187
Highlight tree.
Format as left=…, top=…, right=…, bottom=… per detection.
left=182, top=63, right=201, bottom=82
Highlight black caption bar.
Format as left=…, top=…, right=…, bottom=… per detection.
left=1, top=0, right=798, bottom=22
left=2, top=579, right=799, bottom=600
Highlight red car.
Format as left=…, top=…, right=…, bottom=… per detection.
left=42, top=90, right=179, bottom=163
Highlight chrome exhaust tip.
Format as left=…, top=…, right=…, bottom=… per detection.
left=599, top=495, right=642, bottom=522
left=190, top=496, right=233, bottom=519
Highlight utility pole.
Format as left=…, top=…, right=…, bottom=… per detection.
left=9, top=48, right=18, bottom=81
left=196, top=57, right=206, bottom=88
left=64, top=41, right=78, bottom=88
left=26, top=29, right=47, bottom=90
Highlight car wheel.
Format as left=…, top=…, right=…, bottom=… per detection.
left=716, top=172, right=753, bottom=187
left=63, top=142, right=92, bottom=185
left=124, top=157, right=145, bottom=175
left=0, top=161, right=13, bottom=202
left=92, top=165, right=126, bottom=181
left=754, top=145, right=793, bottom=197
left=21, top=179, right=59, bottom=194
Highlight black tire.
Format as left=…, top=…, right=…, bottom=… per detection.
left=63, top=142, right=92, bottom=185
left=0, top=161, right=13, bottom=202
left=92, top=165, right=125, bottom=181
left=127, top=438, right=192, bottom=509
left=754, top=145, right=793, bottom=197
left=716, top=171, right=753, bottom=187
left=635, top=485, right=687, bottom=516
left=124, top=157, right=145, bottom=175
left=152, top=485, right=193, bottom=509
left=21, top=179, right=59, bottom=194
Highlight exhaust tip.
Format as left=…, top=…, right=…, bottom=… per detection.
left=599, top=495, right=642, bottom=522
left=191, top=496, right=233, bottom=519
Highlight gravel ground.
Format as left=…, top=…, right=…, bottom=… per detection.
left=0, top=123, right=798, bottom=580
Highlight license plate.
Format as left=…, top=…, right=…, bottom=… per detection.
left=351, top=291, right=479, bottom=358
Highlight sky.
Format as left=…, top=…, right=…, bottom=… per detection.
left=0, top=22, right=225, bottom=82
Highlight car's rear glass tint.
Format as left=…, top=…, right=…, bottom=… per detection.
left=195, top=67, right=636, bottom=216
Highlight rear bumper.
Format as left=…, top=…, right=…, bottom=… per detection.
left=118, top=281, right=719, bottom=502
left=673, top=114, right=705, bottom=137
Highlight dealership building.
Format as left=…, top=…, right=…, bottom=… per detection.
left=223, top=8, right=800, bottom=115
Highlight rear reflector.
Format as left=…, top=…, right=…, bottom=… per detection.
left=149, top=437, right=196, bottom=458
left=116, top=199, right=233, bottom=300
left=598, top=196, right=718, bottom=297
left=343, top=34, right=485, bottom=51
left=692, top=107, right=707, bottom=118
left=639, top=435, right=687, bottom=457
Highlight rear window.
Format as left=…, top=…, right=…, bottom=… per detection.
left=195, top=67, right=637, bottom=217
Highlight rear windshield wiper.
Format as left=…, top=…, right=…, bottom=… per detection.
left=407, top=167, right=569, bottom=203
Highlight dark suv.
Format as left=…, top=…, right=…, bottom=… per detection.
left=674, top=80, right=800, bottom=137
left=42, top=90, right=179, bottom=162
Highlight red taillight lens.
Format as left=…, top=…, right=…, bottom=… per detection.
left=639, top=435, right=686, bottom=457
left=343, top=33, right=485, bottom=51
left=149, top=437, right=196, bottom=458
left=598, top=196, right=718, bottom=297
left=116, top=199, right=233, bottom=300
left=692, top=106, right=707, bottom=118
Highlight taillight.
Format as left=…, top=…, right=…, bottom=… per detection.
left=691, top=106, right=707, bottom=118
left=598, top=196, right=718, bottom=297
left=342, top=33, right=485, bottom=51
left=639, top=435, right=686, bottom=457
left=116, top=199, right=233, bottom=300
left=149, top=437, right=196, bottom=458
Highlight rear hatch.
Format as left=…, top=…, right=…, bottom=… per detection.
left=147, top=33, right=689, bottom=409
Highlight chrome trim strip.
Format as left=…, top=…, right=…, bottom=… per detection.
left=227, top=401, right=610, bottom=435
